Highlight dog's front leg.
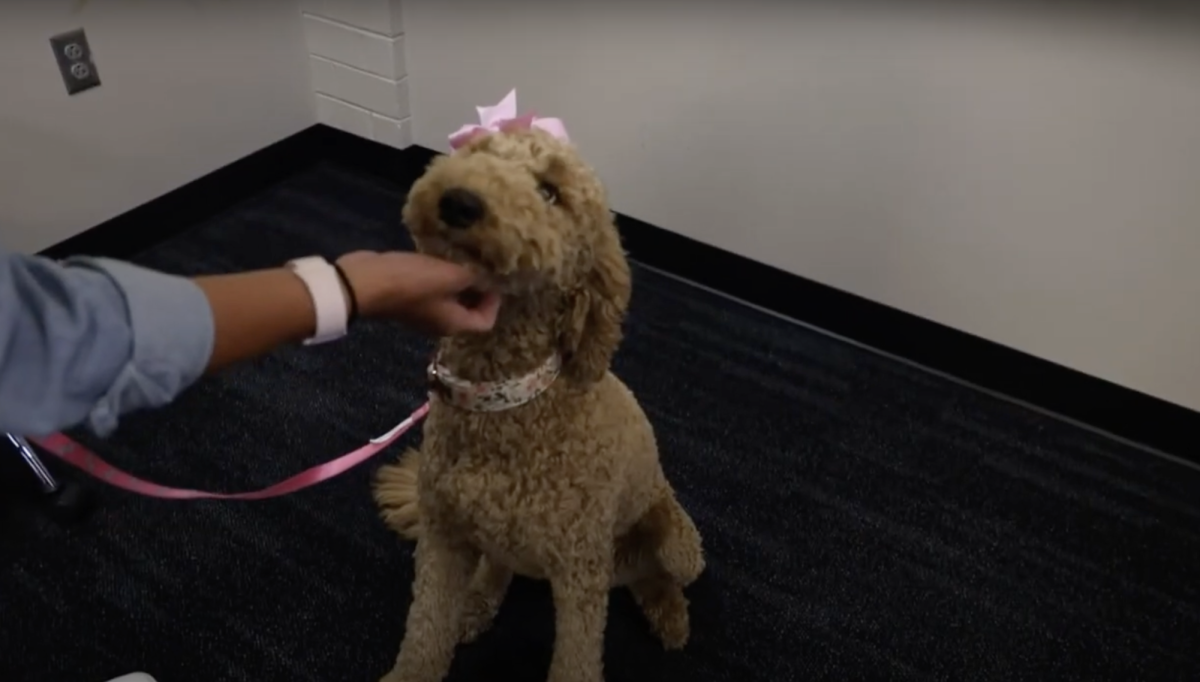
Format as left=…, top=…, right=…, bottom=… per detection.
left=547, top=552, right=611, bottom=682
left=381, top=527, right=476, bottom=682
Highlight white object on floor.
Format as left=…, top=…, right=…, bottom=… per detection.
left=105, top=674, right=156, bottom=682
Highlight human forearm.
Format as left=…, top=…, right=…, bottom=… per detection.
left=192, top=267, right=328, bottom=373
left=0, top=246, right=493, bottom=438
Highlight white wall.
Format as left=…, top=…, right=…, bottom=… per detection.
left=0, top=0, right=315, bottom=254
left=301, top=0, right=412, bottom=150
left=402, top=2, right=1200, bottom=412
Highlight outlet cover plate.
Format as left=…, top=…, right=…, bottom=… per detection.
left=49, top=28, right=101, bottom=95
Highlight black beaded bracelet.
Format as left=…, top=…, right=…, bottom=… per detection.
left=331, top=262, right=360, bottom=326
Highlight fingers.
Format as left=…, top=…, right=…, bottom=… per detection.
left=463, top=291, right=502, bottom=330
left=426, top=290, right=501, bottom=334
left=341, top=250, right=483, bottom=298
left=396, top=253, right=483, bottom=297
left=335, top=250, right=501, bottom=334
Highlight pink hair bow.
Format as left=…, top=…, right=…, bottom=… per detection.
left=447, top=89, right=570, bottom=150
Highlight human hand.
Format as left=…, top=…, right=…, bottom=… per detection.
left=334, top=250, right=500, bottom=335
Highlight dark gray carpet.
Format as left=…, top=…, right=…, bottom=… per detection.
left=2, top=163, right=1199, bottom=682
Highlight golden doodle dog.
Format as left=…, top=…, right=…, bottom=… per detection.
left=373, top=90, right=706, bottom=682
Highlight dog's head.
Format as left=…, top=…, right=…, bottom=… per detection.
left=403, top=127, right=631, bottom=384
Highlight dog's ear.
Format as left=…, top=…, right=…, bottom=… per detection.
left=558, top=215, right=631, bottom=385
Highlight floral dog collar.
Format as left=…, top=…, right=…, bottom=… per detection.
left=427, top=354, right=561, bottom=412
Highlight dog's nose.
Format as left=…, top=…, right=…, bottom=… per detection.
left=438, top=188, right=485, bottom=229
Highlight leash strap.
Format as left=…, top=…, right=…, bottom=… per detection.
left=27, top=402, right=430, bottom=501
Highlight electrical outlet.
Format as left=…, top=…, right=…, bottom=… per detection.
left=49, top=28, right=101, bottom=96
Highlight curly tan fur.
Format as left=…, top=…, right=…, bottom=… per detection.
left=375, top=448, right=422, bottom=539
left=373, top=127, right=705, bottom=682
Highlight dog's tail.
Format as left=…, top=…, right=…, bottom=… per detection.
left=373, top=447, right=422, bottom=540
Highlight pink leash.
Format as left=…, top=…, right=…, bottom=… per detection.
left=27, top=402, right=430, bottom=500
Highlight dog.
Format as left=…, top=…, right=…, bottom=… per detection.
left=373, top=93, right=705, bottom=682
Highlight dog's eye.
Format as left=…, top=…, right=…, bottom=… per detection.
left=537, top=182, right=559, bottom=205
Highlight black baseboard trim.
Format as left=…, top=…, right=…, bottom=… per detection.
left=42, top=127, right=328, bottom=261
left=41, top=123, right=1199, bottom=464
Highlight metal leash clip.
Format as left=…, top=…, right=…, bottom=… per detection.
left=426, top=355, right=451, bottom=400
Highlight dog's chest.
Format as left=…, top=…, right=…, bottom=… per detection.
left=424, top=457, right=590, bottom=578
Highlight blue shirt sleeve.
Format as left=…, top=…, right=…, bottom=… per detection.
left=0, top=248, right=214, bottom=437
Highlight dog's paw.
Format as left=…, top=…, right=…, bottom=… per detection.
left=458, top=557, right=511, bottom=644
left=458, top=593, right=501, bottom=644
left=632, top=580, right=691, bottom=650
left=459, top=609, right=496, bottom=644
